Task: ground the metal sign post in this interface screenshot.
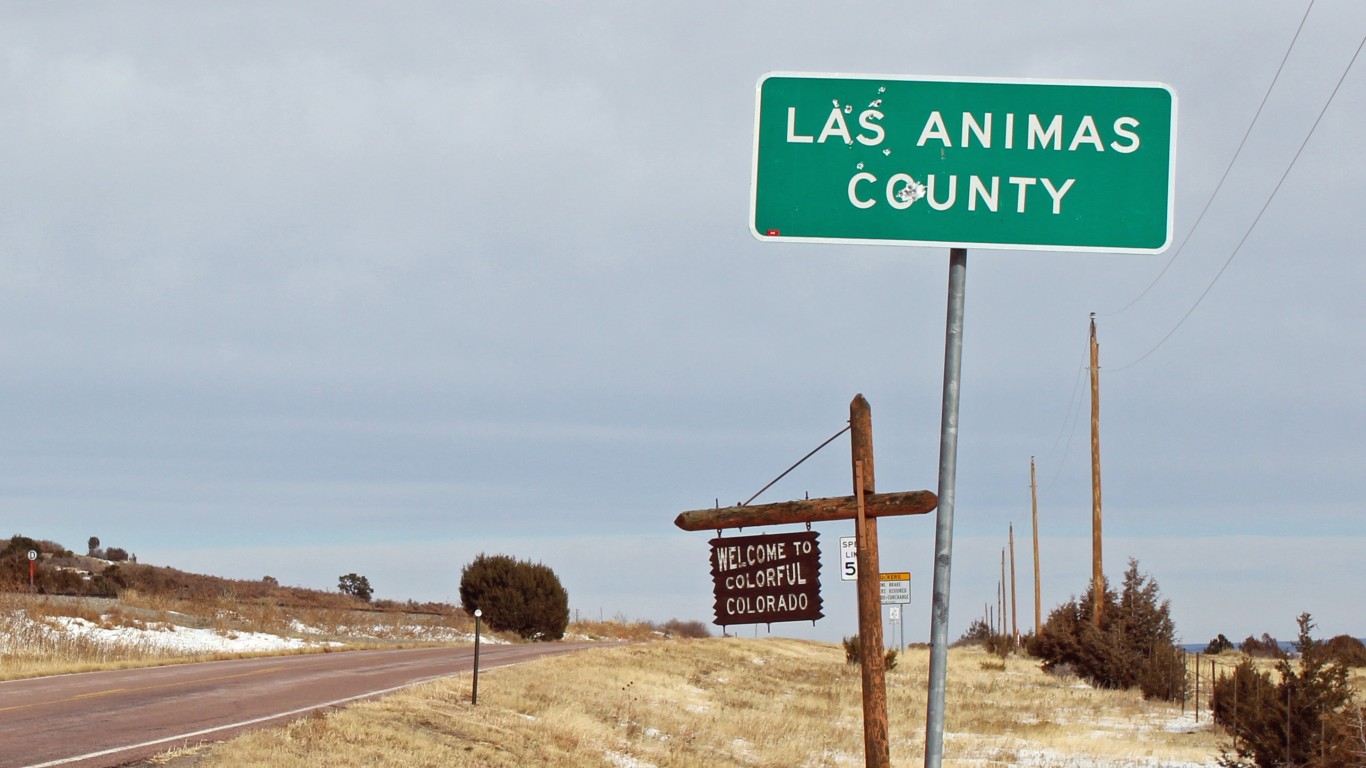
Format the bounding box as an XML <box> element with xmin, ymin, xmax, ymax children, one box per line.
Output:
<box><xmin>471</xmin><ymin>608</ymin><xmax>482</xmax><ymax>706</ymax></box>
<box><xmin>925</xmin><ymin>248</ymin><xmax>967</xmax><ymax>768</ymax></box>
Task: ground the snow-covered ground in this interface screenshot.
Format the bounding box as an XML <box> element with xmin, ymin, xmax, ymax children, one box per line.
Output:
<box><xmin>54</xmin><ymin>616</ymin><xmax>332</xmax><ymax>653</ymax></box>
<box><xmin>285</xmin><ymin>618</ymin><xmax>498</xmax><ymax>645</ymax></box>
<box><xmin>5</xmin><ymin>608</ymin><xmax>505</xmax><ymax>657</ymax></box>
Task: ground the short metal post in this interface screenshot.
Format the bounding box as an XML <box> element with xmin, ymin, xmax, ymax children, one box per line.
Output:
<box><xmin>472</xmin><ymin>609</ymin><xmax>482</xmax><ymax>705</ymax></box>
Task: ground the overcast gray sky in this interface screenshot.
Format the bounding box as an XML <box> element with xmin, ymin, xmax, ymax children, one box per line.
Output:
<box><xmin>2</xmin><ymin>2</ymin><xmax>1363</xmax><ymax>646</ymax></box>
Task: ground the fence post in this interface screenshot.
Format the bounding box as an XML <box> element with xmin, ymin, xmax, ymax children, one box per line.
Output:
<box><xmin>1195</xmin><ymin>654</ymin><xmax>1201</xmax><ymax>723</ymax></box>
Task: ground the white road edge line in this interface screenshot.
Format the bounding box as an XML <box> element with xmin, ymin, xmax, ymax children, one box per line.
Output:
<box><xmin>22</xmin><ymin>675</ymin><xmax>444</xmax><ymax>768</ymax></box>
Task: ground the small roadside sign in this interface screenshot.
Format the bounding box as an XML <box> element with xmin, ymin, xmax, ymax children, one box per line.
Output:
<box><xmin>839</xmin><ymin>535</ymin><xmax>857</xmax><ymax>581</ymax></box>
<box><xmin>880</xmin><ymin>572</ymin><xmax>911</xmax><ymax>605</ymax></box>
<box><xmin>27</xmin><ymin>550</ymin><xmax>38</xmax><ymax>561</ymax></box>
<box><xmin>889</xmin><ymin>605</ymin><xmax>901</xmax><ymax>622</ymax></box>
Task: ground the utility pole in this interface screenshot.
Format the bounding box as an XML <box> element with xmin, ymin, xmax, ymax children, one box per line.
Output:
<box><xmin>999</xmin><ymin>550</ymin><xmax>1006</xmax><ymax>641</ymax></box>
<box><xmin>1089</xmin><ymin>314</ymin><xmax>1104</xmax><ymax>627</ymax></box>
<box><xmin>1030</xmin><ymin>458</ymin><xmax>1041</xmax><ymax>636</ymax></box>
<box><xmin>1008</xmin><ymin>524</ymin><xmax>1018</xmax><ymax>643</ymax></box>
<box><xmin>849</xmin><ymin>397</ymin><xmax>890</xmax><ymax>768</ymax></box>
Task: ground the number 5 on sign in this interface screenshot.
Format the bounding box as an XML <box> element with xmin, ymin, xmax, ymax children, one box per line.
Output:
<box><xmin>840</xmin><ymin>536</ymin><xmax>857</xmax><ymax>581</ymax></box>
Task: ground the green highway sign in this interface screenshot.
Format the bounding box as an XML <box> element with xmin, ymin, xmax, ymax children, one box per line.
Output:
<box><xmin>750</xmin><ymin>72</ymin><xmax>1177</xmax><ymax>252</ymax></box>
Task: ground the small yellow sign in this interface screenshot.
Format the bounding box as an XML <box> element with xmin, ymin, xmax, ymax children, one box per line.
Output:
<box><xmin>879</xmin><ymin>572</ymin><xmax>910</xmax><ymax>581</ymax></box>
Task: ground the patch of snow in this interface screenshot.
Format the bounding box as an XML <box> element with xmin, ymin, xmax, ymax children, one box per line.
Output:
<box><xmin>604</xmin><ymin>750</ymin><xmax>656</xmax><ymax>768</ymax></box>
<box><xmin>1011</xmin><ymin>745</ymin><xmax>1218</xmax><ymax>768</ymax></box>
<box><xmin>54</xmin><ymin>617</ymin><xmax>329</xmax><ymax>654</ymax></box>
<box><xmin>288</xmin><ymin>619</ymin><xmax>325</xmax><ymax>635</ymax></box>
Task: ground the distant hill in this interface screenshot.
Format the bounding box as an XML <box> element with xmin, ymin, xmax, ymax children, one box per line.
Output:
<box><xmin>2</xmin><ymin>534</ymin><xmax>451</xmax><ymax>614</ymax></box>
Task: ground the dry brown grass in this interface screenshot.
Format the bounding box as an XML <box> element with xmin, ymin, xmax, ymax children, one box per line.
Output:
<box><xmin>565</xmin><ymin>618</ymin><xmax>661</xmax><ymax>642</ymax></box>
<box><xmin>0</xmin><ymin>592</ymin><xmax>477</xmax><ymax>680</ymax></box>
<box><xmin>1</xmin><ymin>592</ymin><xmax>664</xmax><ymax>682</ymax></box>
<box><xmin>0</xmin><ymin>592</ymin><xmax>188</xmax><ymax>678</ymax></box>
<box><xmin>161</xmin><ymin>640</ymin><xmax>1225</xmax><ymax>768</ymax></box>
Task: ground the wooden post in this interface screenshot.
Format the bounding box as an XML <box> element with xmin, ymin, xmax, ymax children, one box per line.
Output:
<box><xmin>851</xmin><ymin>395</ymin><xmax>890</xmax><ymax>768</ymax></box>
<box><xmin>672</xmin><ymin>395</ymin><xmax>932</xmax><ymax>768</ymax></box>
<box><xmin>1030</xmin><ymin>458</ymin><xmax>1041</xmax><ymax>636</ymax></box>
<box><xmin>1089</xmin><ymin>314</ymin><xmax>1103</xmax><ymax>628</ymax></box>
<box><xmin>1008</xmin><ymin>524</ymin><xmax>1018</xmax><ymax>642</ymax></box>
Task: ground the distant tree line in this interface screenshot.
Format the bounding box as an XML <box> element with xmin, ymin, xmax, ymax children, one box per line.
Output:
<box><xmin>1204</xmin><ymin>630</ymin><xmax>1366</xmax><ymax>668</ymax></box>
<box><xmin>85</xmin><ymin>535</ymin><xmax>133</xmax><ymax>562</ymax></box>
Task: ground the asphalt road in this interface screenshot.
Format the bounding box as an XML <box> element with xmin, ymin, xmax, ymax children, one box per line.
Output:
<box><xmin>0</xmin><ymin>643</ymin><xmax>599</xmax><ymax>768</ymax></box>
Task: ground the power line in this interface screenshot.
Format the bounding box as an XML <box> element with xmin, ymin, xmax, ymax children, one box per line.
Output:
<box><xmin>1039</xmin><ymin>361</ymin><xmax>1087</xmax><ymax>495</ymax></box>
<box><xmin>1103</xmin><ymin>0</ymin><xmax>1317</xmax><ymax>318</ymax></box>
<box><xmin>1110</xmin><ymin>30</ymin><xmax>1365</xmax><ymax>373</ymax></box>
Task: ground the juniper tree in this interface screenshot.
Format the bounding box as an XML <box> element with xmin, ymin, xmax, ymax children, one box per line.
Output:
<box><xmin>1032</xmin><ymin>559</ymin><xmax>1186</xmax><ymax>701</ymax></box>
<box><xmin>459</xmin><ymin>553</ymin><xmax>569</xmax><ymax>641</ymax></box>
<box><xmin>337</xmin><ymin>573</ymin><xmax>374</xmax><ymax>602</ymax></box>
<box><xmin>1212</xmin><ymin>613</ymin><xmax>1359</xmax><ymax>768</ymax></box>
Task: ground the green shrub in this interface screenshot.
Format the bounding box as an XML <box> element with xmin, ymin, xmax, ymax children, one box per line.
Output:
<box><xmin>337</xmin><ymin>573</ymin><xmax>374</xmax><ymax>602</ymax></box>
<box><xmin>1030</xmin><ymin>558</ymin><xmax>1186</xmax><ymax>701</ymax></box>
<box><xmin>841</xmin><ymin>635</ymin><xmax>898</xmax><ymax>671</ymax></box>
<box><xmin>460</xmin><ymin>553</ymin><xmax>569</xmax><ymax>641</ymax></box>
<box><xmin>1204</xmin><ymin>633</ymin><xmax>1235</xmax><ymax>654</ymax></box>
<box><xmin>1323</xmin><ymin>634</ymin><xmax>1366</xmax><ymax>668</ymax></box>
<box><xmin>1239</xmin><ymin>633</ymin><xmax>1286</xmax><ymax>659</ymax></box>
<box><xmin>659</xmin><ymin>619</ymin><xmax>711</xmax><ymax>639</ymax></box>
<box><xmin>954</xmin><ymin>617</ymin><xmax>993</xmax><ymax>646</ymax></box>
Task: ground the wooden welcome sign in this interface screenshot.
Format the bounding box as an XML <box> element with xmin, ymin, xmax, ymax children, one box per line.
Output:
<box><xmin>709</xmin><ymin>530</ymin><xmax>822</xmax><ymax>626</ymax></box>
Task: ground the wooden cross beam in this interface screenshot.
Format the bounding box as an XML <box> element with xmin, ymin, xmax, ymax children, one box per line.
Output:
<box><xmin>673</xmin><ymin>490</ymin><xmax>937</xmax><ymax>532</ymax></box>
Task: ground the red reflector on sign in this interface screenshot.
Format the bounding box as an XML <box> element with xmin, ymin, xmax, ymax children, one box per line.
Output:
<box><xmin>765</xmin><ymin>229</ymin><xmax>780</xmax><ymax>236</ymax></box>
